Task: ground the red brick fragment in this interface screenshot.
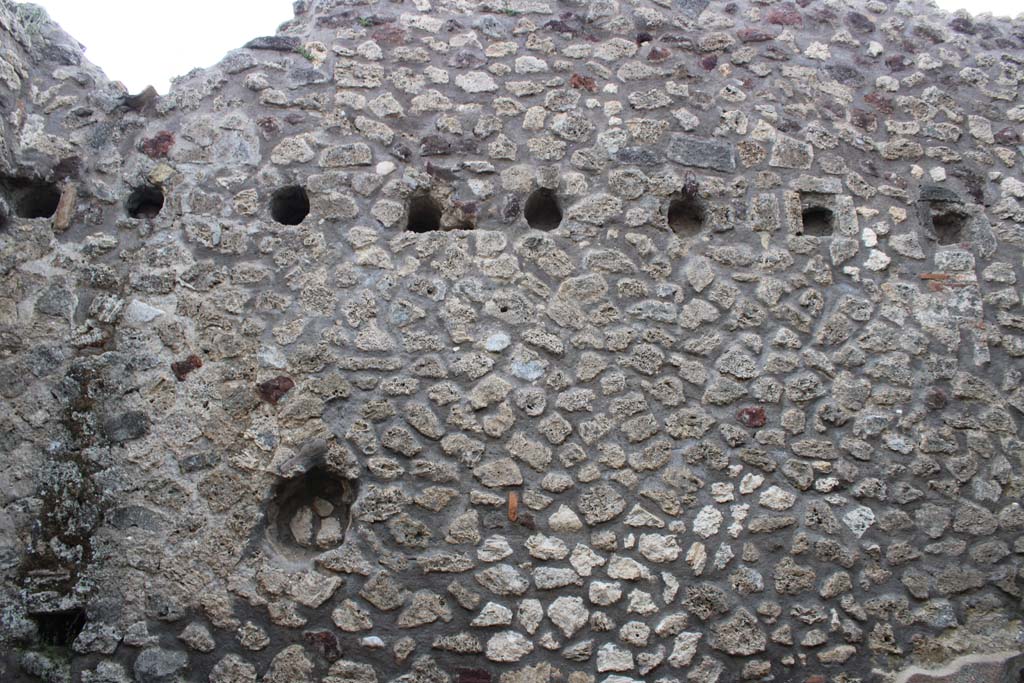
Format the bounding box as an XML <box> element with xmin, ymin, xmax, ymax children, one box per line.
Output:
<box><xmin>737</xmin><ymin>407</ymin><xmax>767</xmax><ymax>428</ymax></box>
<box><xmin>303</xmin><ymin>630</ymin><xmax>341</xmax><ymax>662</ymax></box>
<box><xmin>766</xmin><ymin>2</ymin><xmax>803</xmax><ymax>26</ymax></box>
<box><xmin>648</xmin><ymin>47</ymin><xmax>671</xmax><ymax>62</ymax></box>
<box><xmin>171</xmin><ymin>355</ymin><xmax>202</xmax><ymax>381</ymax></box>
<box><xmin>737</xmin><ymin>28</ymin><xmax>775</xmax><ymax>42</ymax></box>
<box><xmin>258</xmin><ymin>376</ymin><xmax>295</xmax><ymax>404</ymax></box>
<box><xmin>570</xmin><ymin>73</ymin><xmax>598</xmax><ymax>92</ymax></box>
<box><xmin>140</xmin><ymin>131</ymin><xmax>175</xmax><ymax>159</ymax></box>
<box><xmin>457</xmin><ymin>670</ymin><xmax>492</xmax><ymax>683</ymax></box>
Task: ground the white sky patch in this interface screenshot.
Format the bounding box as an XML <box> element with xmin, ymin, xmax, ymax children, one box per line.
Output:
<box><xmin>35</xmin><ymin>0</ymin><xmax>295</xmax><ymax>93</ymax></box>
<box><xmin>32</xmin><ymin>0</ymin><xmax>1024</xmax><ymax>95</ymax></box>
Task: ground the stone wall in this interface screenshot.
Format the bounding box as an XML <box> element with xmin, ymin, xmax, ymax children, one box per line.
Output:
<box><xmin>0</xmin><ymin>0</ymin><xmax>1023</xmax><ymax>681</ymax></box>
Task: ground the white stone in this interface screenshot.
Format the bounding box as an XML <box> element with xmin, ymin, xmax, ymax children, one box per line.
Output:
<box><xmin>739</xmin><ymin>473</ymin><xmax>764</xmax><ymax>494</ymax></box>
<box><xmin>668</xmin><ymin>632</ymin><xmax>702</xmax><ymax>667</ymax></box>
<box><xmin>843</xmin><ymin>505</ymin><xmax>876</xmax><ymax>538</ymax></box>
<box><xmin>485</xmin><ymin>332</ymin><xmax>511</xmax><ymax>352</ymax></box>
<box><xmin>517</xmin><ymin>599</ymin><xmax>543</xmax><ymax>635</ymax></box>
<box><xmin>692</xmin><ymin>505</ymin><xmax>723</xmax><ymax>539</ymax></box>
<box><xmin>662</xmin><ymin>572</ymin><xmax>679</xmax><ymax>603</ymax></box>
<box><xmin>864</xmin><ymin>249</ymin><xmax>891</xmax><ymax>271</ymax></box>
<box><xmin>472</xmin><ymin>602</ymin><xmax>513</xmax><ymax>627</ymax></box>
<box><xmin>1001</xmin><ymin>177</ymin><xmax>1024</xmax><ymax>199</ymax></box>
<box><xmin>375</xmin><ymin>161</ymin><xmax>396</xmax><ymax>176</ymax></box>
<box><xmin>713</xmin><ymin>543</ymin><xmax>734</xmax><ymax>570</ymax></box>
<box><xmin>589</xmin><ymin>580</ymin><xmax>623</xmax><ymax>606</ymax></box>
<box><xmin>606</xmin><ymin>555</ymin><xmax>652</xmax><ymax>581</ymax></box>
<box><xmin>637</xmin><ymin>534</ymin><xmax>681</xmax><ymax>563</ymax></box>
<box><xmin>526</xmin><ymin>534</ymin><xmax>569</xmax><ymax>561</ymax></box>
<box><xmin>548</xmin><ymin>505</ymin><xmax>583</xmax><ymax>532</ymax></box>
<box><xmin>485</xmin><ymin>631</ymin><xmax>533</xmax><ymax>662</ymax></box>
<box><xmin>548</xmin><ymin>596</ymin><xmax>588</xmax><ymax>638</ymax></box>
<box><xmin>686</xmin><ymin>542</ymin><xmax>707</xmax><ymax>576</ymax></box>
<box><xmin>514</xmin><ymin>56</ymin><xmax>549</xmax><ymax>73</ymax></box>
<box><xmin>477</xmin><ymin>535</ymin><xmax>513</xmax><ymax>562</ymax></box>
<box><xmin>626</xmin><ymin>589</ymin><xmax>658</xmax><ymax>616</ymax></box>
<box><xmin>759</xmin><ymin>485</ymin><xmax>796</xmax><ymax>511</ymax></box>
<box><xmin>597</xmin><ymin>643</ymin><xmax>634</xmax><ymax>672</ymax></box>
<box><xmin>455</xmin><ymin>71</ymin><xmax>498</xmax><ymax>93</ymax></box>
<box><xmin>123</xmin><ymin>300</ymin><xmax>164</xmax><ymax>324</ymax></box>
<box><xmin>710</xmin><ymin>482</ymin><xmax>734</xmax><ymax>503</ymax></box>
<box><xmin>570</xmin><ymin>544</ymin><xmax>605</xmax><ymax>576</ymax></box>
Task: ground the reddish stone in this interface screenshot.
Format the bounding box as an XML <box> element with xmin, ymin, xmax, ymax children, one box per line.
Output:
<box><xmin>737</xmin><ymin>407</ymin><xmax>767</xmax><ymax>428</ymax></box>
<box><xmin>995</xmin><ymin>127</ymin><xmax>1020</xmax><ymax>145</ymax></box>
<box><xmin>257</xmin><ymin>376</ymin><xmax>295</xmax><ymax>405</ymax></box>
<box><xmin>850</xmin><ymin>108</ymin><xmax>877</xmax><ymax>132</ymax></box>
<box><xmin>457</xmin><ymin>670</ymin><xmax>492</xmax><ymax>683</ymax></box>
<box><xmin>647</xmin><ymin>47</ymin><xmax>671</xmax><ymax>62</ymax></box>
<box><xmin>737</xmin><ymin>28</ymin><xmax>775</xmax><ymax>42</ymax></box>
<box><xmin>924</xmin><ymin>387</ymin><xmax>947</xmax><ymax>411</ymax></box>
<box><xmin>570</xmin><ymin>73</ymin><xmax>598</xmax><ymax>92</ymax></box>
<box><xmin>371</xmin><ymin>24</ymin><xmax>406</xmax><ymax>45</ymax></box>
<box><xmin>700</xmin><ymin>55</ymin><xmax>718</xmax><ymax>71</ymax></box>
<box><xmin>886</xmin><ymin>54</ymin><xmax>911</xmax><ymax>72</ymax></box>
<box><xmin>140</xmin><ymin>131</ymin><xmax>175</xmax><ymax>159</ymax></box>
<box><xmin>864</xmin><ymin>92</ymin><xmax>894</xmax><ymax>115</ymax></box>
<box><xmin>766</xmin><ymin>3</ymin><xmax>803</xmax><ymax>26</ymax></box>
<box><xmin>257</xmin><ymin>117</ymin><xmax>280</xmax><ymax>137</ymax></box>
<box><xmin>171</xmin><ymin>355</ymin><xmax>202</xmax><ymax>381</ymax></box>
<box><xmin>304</xmin><ymin>630</ymin><xmax>341</xmax><ymax>662</ymax></box>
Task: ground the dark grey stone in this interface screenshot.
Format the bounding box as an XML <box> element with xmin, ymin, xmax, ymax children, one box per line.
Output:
<box><xmin>133</xmin><ymin>648</ymin><xmax>187</xmax><ymax>683</ymax></box>
<box><xmin>665</xmin><ymin>134</ymin><xmax>736</xmax><ymax>172</ymax></box>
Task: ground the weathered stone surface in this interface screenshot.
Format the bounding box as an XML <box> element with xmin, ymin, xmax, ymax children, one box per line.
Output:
<box><xmin>2</xmin><ymin>2</ymin><xmax>1021</xmax><ymax>682</ymax></box>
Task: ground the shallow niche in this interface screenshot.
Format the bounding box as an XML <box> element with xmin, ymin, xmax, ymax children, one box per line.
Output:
<box><xmin>406</xmin><ymin>194</ymin><xmax>442</xmax><ymax>233</ymax></box>
<box><xmin>667</xmin><ymin>194</ymin><xmax>705</xmax><ymax>236</ymax></box>
<box><xmin>927</xmin><ymin>202</ymin><xmax>969</xmax><ymax>245</ymax></box>
<box><xmin>31</xmin><ymin>609</ymin><xmax>86</xmax><ymax>647</ymax></box>
<box><xmin>268</xmin><ymin>466</ymin><xmax>356</xmax><ymax>554</ymax></box>
<box><xmin>126</xmin><ymin>185</ymin><xmax>165</xmax><ymax>219</ymax></box>
<box><xmin>0</xmin><ymin>177</ymin><xmax>62</xmax><ymax>228</ymax></box>
<box><xmin>524</xmin><ymin>188</ymin><xmax>562</xmax><ymax>231</ymax></box>
<box><xmin>271</xmin><ymin>185</ymin><xmax>310</xmax><ymax>225</ymax></box>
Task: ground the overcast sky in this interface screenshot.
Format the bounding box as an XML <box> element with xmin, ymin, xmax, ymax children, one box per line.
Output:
<box><xmin>32</xmin><ymin>0</ymin><xmax>1024</xmax><ymax>94</ymax></box>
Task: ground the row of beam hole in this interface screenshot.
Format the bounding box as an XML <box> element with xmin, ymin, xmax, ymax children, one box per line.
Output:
<box><xmin>272</xmin><ymin>185</ymin><xmax>709</xmax><ymax>235</ymax></box>
<box><xmin>0</xmin><ymin>179</ymin><xmax>967</xmax><ymax>245</ymax></box>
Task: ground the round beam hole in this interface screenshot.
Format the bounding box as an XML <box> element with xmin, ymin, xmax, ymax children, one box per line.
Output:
<box><xmin>524</xmin><ymin>188</ymin><xmax>562</xmax><ymax>231</ymax></box>
<box><xmin>12</xmin><ymin>181</ymin><xmax>61</xmax><ymax>219</ymax></box>
<box><xmin>271</xmin><ymin>186</ymin><xmax>310</xmax><ymax>225</ymax></box>
<box><xmin>667</xmin><ymin>196</ymin><xmax>705</xmax><ymax>236</ymax></box>
<box><xmin>126</xmin><ymin>185</ymin><xmax>165</xmax><ymax>219</ymax></box>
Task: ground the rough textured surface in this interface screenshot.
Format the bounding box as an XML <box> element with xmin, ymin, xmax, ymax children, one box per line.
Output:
<box><xmin>0</xmin><ymin>0</ymin><xmax>1023</xmax><ymax>682</ymax></box>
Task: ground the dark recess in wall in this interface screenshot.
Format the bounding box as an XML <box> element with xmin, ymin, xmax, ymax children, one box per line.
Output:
<box><xmin>667</xmin><ymin>195</ymin><xmax>705</xmax><ymax>235</ymax></box>
<box><xmin>31</xmin><ymin>609</ymin><xmax>86</xmax><ymax>648</ymax></box>
<box><xmin>801</xmin><ymin>206</ymin><xmax>835</xmax><ymax>236</ymax></box>
<box><xmin>930</xmin><ymin>204</ymin><xmax>968</xmax><ymax>245</ymax></box>
<box><xmin>271</xmin><ymin>186</ymin><xmax>310</xmax><ymax>225</ymax></box>
<box><xmin>1</xmin><ymin>177</ymin><xmax>62</xmax><ymax>222</ymax></box>
<box><xmin>407</xmin><ymin>194</ymin><xmax>442</xmax><ymax>232</ymax></box>
<box><xmin>524</xmin><ymin>188</ymin><xmax>562</xmax><ymax>231</ymax></box>
<box><xmin>126</xmin><ymin>185</ymin><xmax>165</xmax><ymax>219</ymax></box>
